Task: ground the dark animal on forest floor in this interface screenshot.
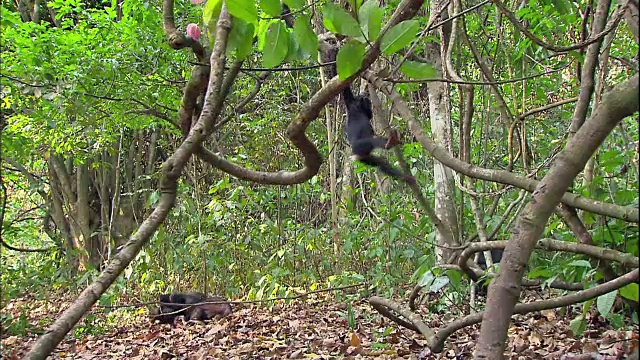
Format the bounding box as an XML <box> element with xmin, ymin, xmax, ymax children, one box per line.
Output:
<box><xmin>474</xmin><ymin>249</ymin><xmax>504</xmax><ymax>296</ymax></box>
<box><xmin>149</xmin><ymin>291</ymin><xmax>206</xmax><ymax>325</ymax></box>
<box><xmin>149</xmin><ymin>292</ymin><xmax>232</xmax><ymax>325</ymax></box>
<box><xmin>342</xmin><ymin>86</ymin><xmax>416</xmax><ymax>184</ymax></box>
<box><xmin>184</xmin><ymin>296</ymin><xmax>232</xmax><ymax>321</ymax></box>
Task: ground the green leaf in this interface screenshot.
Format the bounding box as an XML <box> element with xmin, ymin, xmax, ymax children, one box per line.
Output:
<box><xmin>380</xmin><ymin>20</ymin><xmax>419</xmax><ymax>55</ymax></box>
<box><xmin>1</xmin><ymin>8</ymin><xmax>21</xmax><ymax>26</ymax></box>
<box><xmin>203</xmin><ymin>0</ymin><xmax>223</xmax><ymax>28</ymax></box>
<box><xmin>446</xmin><ymin>269</ymin><xmax>462</xmax><ymax>288</ymax></box>
<box><xmin>256</xmin><ymin>19</ymin><xmax>273</xmax><ymax>50</ymax></box>
<box><xmin>429</xmin><ymin>276</ymin><xmax>449</xmax><ymax>293</ymax></box>
<box><xmin>542</xmin><ymin>275</ymin><xmax>560</xmax><ymax>291</ymax></box>
<box><xmin>283</xmin><ymin>0</ymin><xmax>304</xmax><ymax>9</ymax></box>
<box><xmin>596</xmin><ymin>290</ymin><xmax>617</xmax><ymax>318</ymax></box>
<box><xmin>527</xmin><ymin>266</ymin><xmax>554</xmax><ymax>279</ymax></box>
<box><xmin>568</xmin><ymin>260</ymin><xmax>592</xmax><ymax>268</ymax></box>
<box><xmin>293</xmin><ymin>14</ymin><xmax>317</xmax><ymax>57</ymax></box>
<box><xmin>227</xmin><ymin>0</ymin><xmax>259</xmax><ymax>25</ymax></box>
<box><xmin>346</xmin><ymin>0</ymin><xmax>363</xmax><ymax>11</ymax></box>
<box><xmin>285</xmin><ymin>32</ymin><xmax>303</xmax><ymax>62</ymax></box>
<box><xmin>227</xmin><ymin>19</ymin><xmax>255</xmax><ymax>60</ymax></box>
<box><xmin>358</xmin><ymin>0</ymin><xmax>382</xmax><ymax>41</ymax></box>
<box><xmin>263</xmin><ymin>21</ymin><xmax>289</xmax><ymax>68</ymax></box>
<box><xmin>322</xmin><ymin>3</ymin><xmax>361</xmax><ymax>38</ymax></box>
<box><xmin>620</xmin><ymin>283</ymin><xmax>639</xmax><ymax>301</ymax></box>
<box><xmin>550</xmin><ymin>0</ymin><xmax>570</xmax><ymax>14</ymax></box>
<box><xmin>417</xmin><ymin>270</ymin><xmax>434</xmax><ymax>288</ymax></box>
<box><xmin>568</xmin><ymin>50</ymin><xmax>585</xmax><ymax>64</ymax></box>
<box><xmin>582</xmin><ymin>298</ymin><xmax>594</xmax><ymax>313</ymax></box>
<box><xmin>336</xmin><ymin>40</ymin><xmax>365</xmax><ymax>80</ymax></box>
<box><xmin>260</xmin><ymin>0</ymin><xmax>282</xmax><ymax>17</ymax></box>
<box><xmin>400</xmin><ymin>61</ymin><xmax>437</xmax><ymax>79</ymax></box>
<box><xmin>569</xmin><ymin>315</ymin><xmax>587</xmax><ymax>336</ymax></box>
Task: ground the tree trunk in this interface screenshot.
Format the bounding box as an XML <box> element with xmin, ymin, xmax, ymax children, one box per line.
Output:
<box><xmin>424</xmin><ymin>0</ymin><xmax>461</xmax><ymax>262</ymax></box>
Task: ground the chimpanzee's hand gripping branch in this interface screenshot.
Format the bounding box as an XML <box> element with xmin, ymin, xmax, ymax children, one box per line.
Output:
<box><xmin>341</xmin><ymin>76</ymin><xmax>416</xmax><ymax>184</ymax></box>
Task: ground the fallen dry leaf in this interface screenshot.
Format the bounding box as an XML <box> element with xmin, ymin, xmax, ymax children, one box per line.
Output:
<box><xmin>2</xmin><ymin>290</ymin><xmax>636</xmax><ymax>359</ymax></box>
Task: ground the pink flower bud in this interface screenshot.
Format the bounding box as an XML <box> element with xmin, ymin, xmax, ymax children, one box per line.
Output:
<box><xmin>191</xmin><ymin>0</ymin><xmax>204</xmax><ymax>4</ymax></box>
<box><xmin>186</xmin><ymin>23</ymin><xmax>201</xmax><ymax>41</ymax></box>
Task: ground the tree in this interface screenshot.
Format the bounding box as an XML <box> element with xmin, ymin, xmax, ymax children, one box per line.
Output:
<box><xmin>1</xmin><ymin>0</ymin><xmax>636</xmax><ymax>358</ymax></box>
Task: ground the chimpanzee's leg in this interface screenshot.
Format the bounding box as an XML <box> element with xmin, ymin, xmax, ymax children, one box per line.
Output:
<box><xmin>350</xmin><ymin>135</ymin><xmax>415</xmax><ymax>184</ymax></box>
<box><xmin>357</xmin><ymin>155</ymin><xmax>404</xmax><ymax>178</ymax></box>
<box><xmin>351</xmin><ymin>137</ymin><xmax>388</xmax><ymax>156</ymax></box>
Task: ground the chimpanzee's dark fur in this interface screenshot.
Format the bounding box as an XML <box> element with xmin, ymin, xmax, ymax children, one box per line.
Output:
<box><xmin>149</xmin><ymin>292</ymin><xmax>232</xmax><ymax>325</ymax></box>
<box><xmin>184</xmin><ymin>296</ymin><xmax>232</xmax><ymax>321</ymax></box>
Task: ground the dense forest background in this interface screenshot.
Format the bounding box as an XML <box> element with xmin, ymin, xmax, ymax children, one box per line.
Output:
<box><xmin>1</xmin><ymin>0</ymin><xmax>638</xmax><ymax>358</ymax></box>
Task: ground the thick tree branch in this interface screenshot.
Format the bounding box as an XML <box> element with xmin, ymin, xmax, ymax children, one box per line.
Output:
<box><xmin>161</xmin><ymin>0</ymin><xmax>206</xmax><ymax>60</ymax></box>
<box><xmin>569</xmin><ymin>0</ymin><xmax>614</xmax><ymax>134</ymax></box>
<box><xmin>196</xmin><ymin>0</ymin><xmax>426</xmax><ymax>185</ymax></box>
<box><xmin>365</xmin><ymin>73</ymin><xmax>640</xmax><ymax>223</ymax></box>
<box><xmin>476</xmin><ymin>74</ymin><xmax>639</xmax><ymax>359</ymax></box>
<box><xmin>457</xmin><ymin>240</ymin><xmax>639</xmax><ymax>283</ymax></box>
<box><xmin>434</xmin><ymin>269</ymin><xmax>638</xmax><ymax>353</ymax></box>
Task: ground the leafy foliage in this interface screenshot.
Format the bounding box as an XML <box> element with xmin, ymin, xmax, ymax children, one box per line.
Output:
<box><xmin>0</xmin><ymin>0</ymin><xmax>638</xmax><ymax>352</ymax></box>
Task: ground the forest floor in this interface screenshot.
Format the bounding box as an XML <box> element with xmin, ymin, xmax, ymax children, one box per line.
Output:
<box><xmin>1</xmin><ymin>291</ymin><xmax>637</xmax><ymax>359</ymax></box>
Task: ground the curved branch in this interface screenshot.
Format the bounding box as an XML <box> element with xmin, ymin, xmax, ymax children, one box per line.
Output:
<box><xmin>369</xmin><ymin>296</ymin><xmax>436</xmax><ymax>339</ymax></box>
<box><xmin>438</xmin><ymin>263</ymin><xmax>585</xmax><ymax>291</ymax></box>
<box><xmin>161</xmin><ymin>0</ymin><xmax>206</xmax><ymax>61</ymax></box>
<box><xmin>518</xmin><ymin>97</ymin><xmax>579</xmax><ymax>120</ymax></box>
<box><xmin>431</xmin><ymin>269</ymin><xmax>638</xmax><ymax>353</ymax></box>
<box><xmin>178</xmin><ymin>64</ymin><xmax>210</xmax><ymax>136</ymax></box>
<box><xmin>0</xmin><ymin>239</ymin><xmax>52</xmax><ymax>252</ymax></box>
<box><xmin>196</xmin><ymin>0</ymin><xmax>427</xmax><ymax>185</ymax></box>
<box><xmin>457</xmin><ymin>240</ymin><xmax>639</xmax><ymax>282</ymax></box>
<box><xmin>0</xmin><ymin>175</ymin><xmax>52</xmax><ymax>252</ymax></box>
<box><xmin>229</xmin><ymin>63</ymin><xmax>332</xmax><ymax>72</ymax></box>
<box><xmin>365</xmin><ymin>73</ymin><xmax>640</xmax><ymax>223</ymax></box>
<box><xmin>368</xmin><ymin>65</ymin><xmax>570</xmax><ymax>85</ymax></box>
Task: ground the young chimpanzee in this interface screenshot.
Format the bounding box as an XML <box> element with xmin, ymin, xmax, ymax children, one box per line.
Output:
<box><xmin>149</xmin><ymin>292</ymin><xmax>232</xmax><ymax>325</ymax></box>
<box><xmin>342</xmin><ymin>86</ymin><xmax>416</xmax><ymax>184</ymax></box>
<box><xmin>150</xmin><ymin>291</ymin><xmax>205</xmax><ymax>325</ymax></box>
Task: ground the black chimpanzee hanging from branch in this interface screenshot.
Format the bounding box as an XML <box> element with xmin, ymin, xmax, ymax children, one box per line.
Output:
<box><xmin>341</xmin><ymin>85</ymin><xmax>415</xmax><ymax>184</ymax></box>
<box><xmin>319</xmin><ymin>33</ymin><xmax>415</xmax><ymax>185</ymax></box>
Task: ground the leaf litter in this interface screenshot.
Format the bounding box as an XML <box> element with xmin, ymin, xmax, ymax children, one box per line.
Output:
<box><xmin>1</xmin><ymin>292</ymin><xmax>637</xmax><ymax>359</ymax></box>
